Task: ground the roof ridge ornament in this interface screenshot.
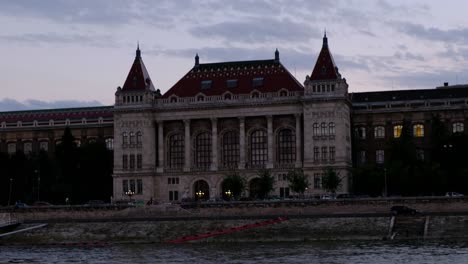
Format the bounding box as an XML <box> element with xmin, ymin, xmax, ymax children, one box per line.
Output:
<box><xmin>274</xmin><ymin>48</ymin><xmax>280</xmax><ymax>62</ymax></box>
<box><xmin>136</xmin><ymin>42</ymin><xmax>141</xmax><ymax>59</ymax></box>
<box><xmin>323</xmin><ymin>30</ymin><xmax>328</xmax><ymax>48</ymax></box>
<box><xmin>195</xmin><ymin>53</ymin><xmax>200</xmax><ymax>67</ymax></box>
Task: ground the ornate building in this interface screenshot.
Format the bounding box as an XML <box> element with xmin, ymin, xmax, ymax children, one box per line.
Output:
<box><xmin>2</xmin><ymin>35</ymin><xmax>468</xmax><ymax>202</ymax></box>
<box><xmin>113</xmin><ymin>34</ymin><xmax>352</xmax><ymax>202</ymax></box>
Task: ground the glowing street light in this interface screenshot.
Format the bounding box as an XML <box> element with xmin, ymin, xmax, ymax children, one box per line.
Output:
<box><xmin>196</xmin><ymin>190</ymin><xmax>204</xmax><ymax>199</ymax></box>
<box><xmin>224</xmin><ymin>189</ymin><xmax>232</xmax><ymax>198</ymax></box>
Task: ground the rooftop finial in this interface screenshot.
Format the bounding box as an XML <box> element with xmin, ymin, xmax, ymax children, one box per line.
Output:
<box><xmin>274</xmin><ymin>48</ymin><xmax>280</xmax><ymax>62</ymax></box>
<box><xmin>195</xmin><ymin>53</ymin><xmax>199</xmax><ymax>66</ymax></box>
<box><xmin>323</xmin><ymin>29</ymin><xmax>328</xmax><ymax>48</ymax></box>
<box><xmin>136</xmin><ymin>42</ymin><xmax>141</xmax><ymax>58</ymax></box>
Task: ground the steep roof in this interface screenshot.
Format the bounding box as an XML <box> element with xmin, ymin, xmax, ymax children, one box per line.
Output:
<box><xmin>310</xmin><ymin>33</ymin><xmax>340</xmax><ymax>81</ymax></box>
<box><xmin>162</xmin><ymin>53</ymin><xmax>303</xmax><ymax>98</ymax></box>
<box><xmin>0</xmin><ymin>106</ymin><xmax>113</xmax><ymax>123</ymax></box>
<box><xmin>121</xmin><ymin>45</ymin><xmax>155</xmax><ymax>92</ymax></box>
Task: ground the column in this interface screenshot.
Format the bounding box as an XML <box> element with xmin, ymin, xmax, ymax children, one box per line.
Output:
<box><xmin>156</xmin><ymin>120</ymin><xmax>164</xmax><ymax>173</ymax></box>
<box><xmin>295</xmin><ymin>114</ymin><xmax>302</xmax><ymax>168</ymax></box>
<box><xmin>184</xmin><ymin>119</ymin><xmax>191</xmax><ymax>172</ymax></box>
<box><xmin>238</xmin><ymin>117</ymin><xmax>245</xmax><ymax>170</ymax></box>
<box><xmin>210</xmin><ymin>118</ymin><xmax>218</xmax><ymax>171</ymax></box>
<box><xmin>267</xmin><ymin>115</ymin><xmax>274</xmax><ymax>169</ymax></box>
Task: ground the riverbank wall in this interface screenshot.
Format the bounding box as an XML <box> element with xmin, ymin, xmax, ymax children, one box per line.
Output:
<box><xmin>1</xmin><ymin>197</ymin><xmax>468</xmax><ymax>244</ymax></box>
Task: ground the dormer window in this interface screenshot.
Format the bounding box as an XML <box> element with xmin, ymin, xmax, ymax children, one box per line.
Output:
<box><xmin>251</xmin><ymin>92</ymin><xmax>259</xmax><ymax>98</ymax></box>
<box><xmin>226</xmin><ymin>79</ymin><xmax>238</xmax><ymax>88</ymax></box>
<box><xmin>170</xmin><ymin>97</ymin><xmax>177</xmax><ymax>103</ymax></box>
<box><xmin>252</xmin><ymin>77</ymin><xmax>264</xmax><ymax>88</ymax></box>
<box><xmin>201</xmin><ymin>80</ymin><xmax>212</xmax><ymax>89</ymax></box>
<box><xmin>279</xmin><ymin>90</ymin><xmax>288</xmax><ymax>97</ymax></box>
<box><xmin>197</xmin><ymin>95</ymin><xmax>205</xmax><ymax>101</ymax></box>
<box><xmin>224</xmin><ymin>93</ymin><xmax>232</xmax><ymax>100</ymax></box>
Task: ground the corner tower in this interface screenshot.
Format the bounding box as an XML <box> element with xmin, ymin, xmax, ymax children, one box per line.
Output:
<box><xmin>302</xmin><ymin>33</ymin><xmax>352</xmax><ymax>194</ymax></box>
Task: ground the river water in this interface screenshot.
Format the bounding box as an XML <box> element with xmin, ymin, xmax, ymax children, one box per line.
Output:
<box><xmin>1</xmin><ymin>240</ymin><xmax>468</xmax><ymax>263</ymax></box>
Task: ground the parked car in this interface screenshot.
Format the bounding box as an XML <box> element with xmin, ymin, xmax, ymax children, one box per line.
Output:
<box><xmin>390</xmin><ymin>205</ymin><xmax>419</xmax><ymax>215</ymax></box>
<box><xmin>85</xmin><ymin>200</ymin><xmax>105</xmax><ymax>205</ymax></box>
<box><xmin>14</xmin><ymin>202</ymin><xmax>28</xmax><ymax>208</ymax></box>
<box><xmin>445</xmin><ymin>192</ymin><xmax>464</xmax><ymax>197</ymax></box>
<box><xmin>320</xmin><ymin>194</ymin><xmax>336</xmax><ymax>200</ymax></box>
<box><xmin>32</xmin><ymin>201</ymin><xmax>53</xmax><ymax>206</ymax></box>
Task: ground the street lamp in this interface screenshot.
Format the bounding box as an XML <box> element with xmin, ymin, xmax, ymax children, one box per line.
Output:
<box><xmin>7</xmin><ymin>178</ymin><xmax>13</xmax><ymax>206</ymax></box>
<box><xmin>224</xmin><ymin>189</ymin><xmax>232</xmax><ymax>199</ymax></box>
<box><xmin>196</xmin><ymin>190</ymin><xmax>204</xmax><ymax>199</ymax></box>
<box><xmin>125</xmin><ymin>190</ymin><xmax>135</xmax><ymax>200</ymax></box>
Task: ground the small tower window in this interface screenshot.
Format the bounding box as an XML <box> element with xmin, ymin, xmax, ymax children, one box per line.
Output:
<box><xmin>252</xmin><ymin>77</ymin><xmax>264</xmax><ymax>87</ymax></box>
<box><xmin>226</xmin><ymin>79</ymin><xmax>238</xmax><ymax>88</ymax></box>
<box><xmin>201</xmin><ymin>80</ymin><xmax>212</xmax><ymax>89</ymax></box>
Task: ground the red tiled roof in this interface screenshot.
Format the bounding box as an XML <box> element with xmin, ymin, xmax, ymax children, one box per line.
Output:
<box><xmin>310</xmin><ymin>34</ymin><xmax>339</xmax><ymax>81</ymax></box>
<box><xmin>0</xmin><ymin>106</ymin><xmax>113</xmax><ymax>123</ymax></box>
<box><xmin>162</xmin><ymin>57</ymin><xmax>303</xmax><ymax>98</ymax></box>
<box><xmin>121</xmin><ymin>46</ymin><xmax>155</xmax><ymax>92</ymax></box>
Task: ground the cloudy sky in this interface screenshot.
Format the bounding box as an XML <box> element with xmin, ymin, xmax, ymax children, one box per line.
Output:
<box><xmin>1</xmin><ymin>0</ymin><xmax>468</xmax><ymax>111</ymax></box>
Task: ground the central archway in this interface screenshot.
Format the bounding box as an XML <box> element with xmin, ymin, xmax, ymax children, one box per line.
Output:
<box><xmin>249</xmin><ymin>178</ymin><xmax>262</xmax><ymax>199</ymax></box>
<box><xmin>193</xmin><ymin>180</ymin><xmax>210</xmax><ymax>201</ymax></box>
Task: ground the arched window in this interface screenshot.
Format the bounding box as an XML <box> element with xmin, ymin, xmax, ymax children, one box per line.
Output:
<box><xmin>170</xmin><ymin>97</ymin><xmax>177</xmax><ymax>103</ymax></box>
<box><xmin>129</xmin><ymin>132</ymin><xmax>135</xmax><ymax>145</ymax></box>
<box><xmin>313</xmin><ymin>123</ymin><xmax>319</xmax><ymax>136</ymax></box>
<box><xmin>393</xmin><ymin>125</ymin><xmax>403</xmax><ymax>138</ymax></box>
<box><xmin>105</xmin><ymin>138</ymin><xmax>114</xmax><ymax>150</ymax></box>
<box><xmin>355</xmin><ymin>127</ymin><xmax>366</xmax><ymax>139</ymax></box>
<box><xmin>328</xmin><ymin>122</ymin><xmax>336</xmax><ymax>136</ymax></box>
<box><xmin>7</xmin><ymin>142</ymin><xmax>16</xmax><ymax>154</ymax></box>
<box><xmin>251</xmin><ymin>92</ymin><xmax>259</xmax><ymax>98</ymax></box>
<box><xmin>136</xmin><ymin>131</ymin><xmax>142</xmax><ymax>145</ymax></box>
<box><xmin>194</xmin><ymin>132</ymin><xmax>211</xmax><ymax>169</ymax></box>
<box><xmin>122</xmin><ymin>132</ymin><xmax>128</xmax><ymax>146</ymax></box>
<box><xmin>453</xmin><ymin>122</ymin><xmax>464</xmax><ymax>133</ymax></box>
<box><xmin>321</xmin><ymin>122</ymin><xmax>327</xmax><ymax>136</ymax></box>
<box><xmin>222</xmin><ymin>130</ymin><xmax>239</xmax><ymax>168</ymax></box>
<box><xmin>224</xmin><ymin>93</ymin><xmax>232</xmax><ymax>100</ymax></box>
<box><xmin>279</xmin><ymin>90</ymin><xmax>287</xmax><ymax>97</ymax></box>
<box><xmin>168</xmin><ymin>133</ymin><xmax>184</xmax><ymax>168</ymax></box>
<box><xmin>413</xmin><ymin>124</ymin><xmax>424</xmax><ymax>137</ymax></box>
<box><xmin>23</xmin><ymin>142</ymin><xmax>32</xmax><ymax>154</ymax></box>
<box><xmin>277</xmin><ymin>129</ymin><xmax>296</xmax><ymax>164</ymax></box>
<box><xmin>374</xmin><ymin>126</ymin><xmax>385</xmax><ymax>139</ymax></box>
<box><xmin>250</xmin><ymin>130</ymin><xmax>267</xmax><ymax>166</ymax></box>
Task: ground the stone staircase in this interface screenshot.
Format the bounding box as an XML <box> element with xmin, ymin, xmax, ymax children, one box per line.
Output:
<box><xmin>389</xmin><ymin>215</ymin><xmax>428</xmax><ymax>239</ymax></box>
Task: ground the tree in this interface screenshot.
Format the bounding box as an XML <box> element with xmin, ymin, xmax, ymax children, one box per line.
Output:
<box><xmin>322</xmin><ymin>167</ymin><xmax>342</xmax><ymax>194</ymax></box>
<box><xmin>256</xmin><ymin>169</ymin><xmax>275</xmax><ymax>199</ymax></box>
<box><xmin>221</xmin><ymin>170</ymin><xmax>246</xmax><ymax>199</ymax></box>
<box><xmin>287</xmin><ymin>168</ymin><xmax>310</xmax><ymax>195</ymax></box>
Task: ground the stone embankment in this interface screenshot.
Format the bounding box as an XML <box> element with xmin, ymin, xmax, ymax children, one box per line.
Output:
<box><xmin>1</xmin><ymin>197</ymin><xmax>468</xmax><ymax>244</ymax></box>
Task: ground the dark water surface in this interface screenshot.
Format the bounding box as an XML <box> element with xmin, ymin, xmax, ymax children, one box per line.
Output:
<box><xmin>1</xmin><ymin>240</ymin><xmax>468</xmax><ymax>263</ymax></box>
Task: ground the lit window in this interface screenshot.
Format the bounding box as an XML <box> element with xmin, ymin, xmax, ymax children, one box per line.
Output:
<box><xmin>413</xmin><ymin>124</ymin><xmax>424</xmax><ymax>137</ymax></box>
<box><xmin>201</xmin><ymin>80</ymin><xmax>212</xmax><ymax>89</ymax></box>
<box><xmin>376</xmin><ymin>150</ymin><xmax>384</xmax><ymax>164</ymax></box>
<box><xmin>374</xmin><ymin>126</ymin><xmax>385</xmax><ymax>139</ymax></box>
<box><xmin>393</xmin><ymin>125</ymin><xmax>403</xmax><ymax>138</ymax></box>
<box><xmin>453</xmin><ymin>122</ymin><xmax>464</xmax><ymax>133</ymax></box>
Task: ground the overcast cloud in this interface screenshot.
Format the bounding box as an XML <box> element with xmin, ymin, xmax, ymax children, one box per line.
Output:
<box><xmin>1</xmin><ymin>0</ymin><xmax>468</xmax><ymax>111</ymax></box>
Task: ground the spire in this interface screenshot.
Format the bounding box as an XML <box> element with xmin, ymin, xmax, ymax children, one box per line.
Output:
<box><xmin>195</xmin><ymin>53</ymin><xmax>199</xmax><ymax>67</ymax></box>
<box><xmin>274</xmin><ymin>48</ymin><xmax>280</xmax><ymax>62</ymax></box>
<box><xmin>309</xmin><ymin>33</ymin><xmax>339</xmax><ymax>81</ymax></box>
<box><xmin>323</xmin><ymin>30</ymin><xmax>328</xmax><ymax>48</ymax></box>
<box><xmin>136</xmin><ymin>42</ymin><xmax>141</xmax><ymax>59</ymax></box>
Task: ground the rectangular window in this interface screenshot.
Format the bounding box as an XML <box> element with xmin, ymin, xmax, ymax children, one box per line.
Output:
<box><xmin>416</xmin><ymin>149</ymin><xmax>425</xmax><ymax>161</ymax></box>
<box><xmin>169</xmin><ymin>191</ymin><xmax>179</xmax><ymax>201</ymax></box>
<box><xmin>137</xmin><ymin>154</ymin><xmax>142</xmax><ymax>169</ymax></box>
<box><xmin>376</xmin><ymin>150</ymin><xmax>385</xmax><ymax>164</ymax></box>
<box><xmin>226</xmin><ymin>79</ymin><xmax>238</xmax><ymax>88</ymax></box>
<box><xmin>394</xmin><ymin>125</ymin><xmax>403</xmax><ymax>138</ymax></box>
<box><xmin>122</xmin><ymin>155</ymin><xmax>128</xmax><ymax>170</ymax></box>
<box><xmin>137</xmin><ymin>179</ymin><xmax>143</xmax><ymax>194</ymax></box>
<box><xmin>280</xmin><ymin>187</ymin><xmax>290</xmax><ymax>198</ymax></box>
<box><xmin>321</xmin><ymin>147</ymin><xmax>328</xmax><ymax>162</ymax></box>
<box><xmin>129</xmin><ymin>179</ymin><xmax>136</xmax><ymax>192</ymax></box>
<box><xmin>313</xmin><ymin>147</ymin><xmax>320</xmax><ymax>162</ymax></box>
<box><xmin>130</xmin><ymin>154</ymin><xmax>135</xmax><ymax>169</ymax></box>
<box><xmin>329</xmin><ymin>146</ymin><xmax>335</xmax><ymax>162</ymax></box>
<box><xmin>252</xmin><ymin>77</ymin><xmax>264</xmax><ymax>87</ymax></box>
<box><xmin>201</xmin><ymin>80</ymin><xmax>212</xmax><ymax>89</ymax></box>
<box><xmin>122</xmin><ymin>180</ymin><xmax>128</xmax><ymax>193</ymax></box>
<box><xmin>314</xmin><ymin>173</ymin><xmax>321</xmax><ymax>189</ymax></box>
<box><xmin>359</xmin><ymin>150</ymin><xmax>366</xmax><ymax>164</ymax></box>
